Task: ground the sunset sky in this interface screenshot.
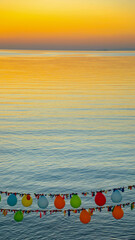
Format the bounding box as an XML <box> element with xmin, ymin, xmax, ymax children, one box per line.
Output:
<box><xmin>0</xmin><ymin>0</ymin><xmax>135</xmax><ymax>50</ymax></box>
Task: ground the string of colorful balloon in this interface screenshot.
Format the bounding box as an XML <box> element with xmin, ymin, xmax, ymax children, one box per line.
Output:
<box><xmin>0</xmin><ymin>201</ymin><xmax>134</xmax><ymax>224</ymax></box>
<box><xmin>0</xmin><ymin>184</ymin><xmax>135</xmax><ymax>223</ymax></box>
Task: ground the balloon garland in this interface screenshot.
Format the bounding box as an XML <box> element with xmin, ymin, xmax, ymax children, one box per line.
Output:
<box><xmin>0</xmin><ymin>201</ymin><xmax>134</xmax><ymax>223</ymax></box>
<box><xmin>0</xmin><ymin>185</ymin><xmax>134</xmax><ymax>223</ymax></box>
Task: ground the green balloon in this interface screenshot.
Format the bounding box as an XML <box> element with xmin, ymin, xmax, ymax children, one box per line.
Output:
<box><xmin>14</xmin><ymin>211</ymin><xmax>23</xmax><ymax>222</ymax></box>
<box><xmin>70</xmin><ymin>195</ymin><xmax>81</xmax><ymax>208</ymax></box>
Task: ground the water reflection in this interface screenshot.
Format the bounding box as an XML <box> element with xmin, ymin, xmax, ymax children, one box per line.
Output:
<box><xmin>0</xmin><ymin>52</ymin><xmax>135</xmax><ymax>239</ymax></box>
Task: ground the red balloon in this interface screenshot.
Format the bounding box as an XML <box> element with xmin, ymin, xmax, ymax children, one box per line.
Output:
<box><xmin>95</xmin><ymin>192</ymin><xmax>106</xmax><ymax>206</ymax></box>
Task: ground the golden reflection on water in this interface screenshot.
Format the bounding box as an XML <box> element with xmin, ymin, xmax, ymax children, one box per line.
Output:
<box><xmin>0</xmin><ymin>52</ymin><xmax>135</xmax><ymax>170</ymax></box>
<box><xmin>0</xmin><ymin>56</ymin><xmax>135</xmax><ymax>95</ymax></box>
<box><xmin>0</xmin><ymin>54</ymin><xmax>135</xmax><ymax>131</ymax></box>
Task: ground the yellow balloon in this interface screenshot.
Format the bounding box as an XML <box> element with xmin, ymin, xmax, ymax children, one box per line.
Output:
<box><xmin>22</xmin><ymin>194</ymin><xmax>33</xmax><ymax>207</ymax></box>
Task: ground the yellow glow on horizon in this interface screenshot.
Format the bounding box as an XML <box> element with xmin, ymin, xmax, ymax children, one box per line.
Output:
<box><xmin>0</xmin><ymin>0</ymin><xmax>135</xmax><ymax>49</ymax></box>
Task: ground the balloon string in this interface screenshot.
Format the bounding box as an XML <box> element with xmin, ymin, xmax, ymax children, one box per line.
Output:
<box><xmin>0</xmin><ymin>201</ymin><xmax>135</xmax><ymax>213</ymax></box>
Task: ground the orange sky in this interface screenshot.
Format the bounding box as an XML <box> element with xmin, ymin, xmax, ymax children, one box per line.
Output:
<box><xmin>0</xmin><ymin>0</ymin><xmax>135</xmax><ymax>50</ymax></box>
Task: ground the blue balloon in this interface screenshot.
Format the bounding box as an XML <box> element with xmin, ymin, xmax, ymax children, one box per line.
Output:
<box><xmin>111</xmin><ymin>190</ymin><xmax>122</xmax><ymax>203</ymax></box>
<box><xmin>7</xmin><ymin>194</ymin><xmax>17</xmax><ymax>206</ymax></box>
<box><xmin>38</xmin><ymin>196</ymin><xmax>49</xmax><ymax>209</ymax></box>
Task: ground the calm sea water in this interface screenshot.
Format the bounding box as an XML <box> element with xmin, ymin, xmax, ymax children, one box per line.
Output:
<box><xmin>0</xmin><ymin>51</ymin><xmax>135</xmax><ymax>240</ymax></box>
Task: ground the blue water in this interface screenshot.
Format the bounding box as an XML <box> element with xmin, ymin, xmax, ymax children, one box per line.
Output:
<box><xmin>0</xmin><ymin>51</ymin><xmax>135</xmax><ymax>239</ymax></box>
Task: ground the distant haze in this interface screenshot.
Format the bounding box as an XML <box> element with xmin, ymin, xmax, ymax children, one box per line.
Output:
<box><xmin>0</xmin><ymin>0</ymin><xmax>135</xmax><ymax>50</ymax></box>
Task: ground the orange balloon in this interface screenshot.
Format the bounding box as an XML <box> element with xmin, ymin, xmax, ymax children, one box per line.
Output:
<box><xmin>80</xmin><ymin>210</ymin><xmax>91</xmax><ymax>224</ymax></box>
<box><xmin>112</xmin><ymin>206</ymin><xmax>124</xmax><ymax>220</ymax></box>
<box><xmin>54</xmin><ymin>195</ymin><xmax>65</xmax><ymax>209</ymax></box>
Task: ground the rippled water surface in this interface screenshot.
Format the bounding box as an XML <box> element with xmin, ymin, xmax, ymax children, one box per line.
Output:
<box><xmin>0</xmin><ymin>51</ymin><xmax>135</xmax><ymax>240</ymax></box>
